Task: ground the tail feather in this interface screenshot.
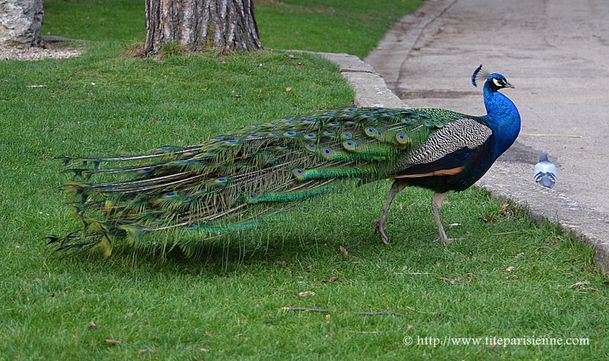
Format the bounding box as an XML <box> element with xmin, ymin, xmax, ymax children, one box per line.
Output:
<box><xmin>52</xmin><ymin>107</ymin><xmax>467</xmax><ymax>256</ymax></box>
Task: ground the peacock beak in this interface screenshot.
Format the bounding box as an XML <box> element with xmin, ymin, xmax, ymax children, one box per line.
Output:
<box><xmin>505</xmin><ymin>81</ymin><xmax>515</xmax><ymax>89</ymax></box>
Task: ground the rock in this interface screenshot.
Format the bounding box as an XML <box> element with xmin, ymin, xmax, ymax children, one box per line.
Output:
<box><xmin>0</xmin><ymin>0</ymin><xmax>43</xmax><ymax>47</ymax></box>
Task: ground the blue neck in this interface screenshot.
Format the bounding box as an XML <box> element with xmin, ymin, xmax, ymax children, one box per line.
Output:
<box><xmin>482</xmin><ymin>82</ymin><xmax>521</xmax><ymax>159</ymax></box>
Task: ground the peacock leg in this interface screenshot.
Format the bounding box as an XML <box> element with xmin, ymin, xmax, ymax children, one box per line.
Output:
<box><xmin>431</xmin><ymin>192</ymin><xmax>452</xmax><ymax>243</ymax></box>
<box><xmin>374</xmin><ymin>181</ymin><xmax>406</xmax><ymax>245</ymax></box>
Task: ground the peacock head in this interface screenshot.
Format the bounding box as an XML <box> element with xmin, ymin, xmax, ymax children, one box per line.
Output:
<box><xmin>471</xmin><ymin>65</ymin><xmax>514</xmax><ymax>91</ymax></box>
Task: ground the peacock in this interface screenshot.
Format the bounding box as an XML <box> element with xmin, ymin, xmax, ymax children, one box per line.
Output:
<box><xmin>49</xmin><ymin>65</ymin><xmax>520</xmax><ymax>255</ymax></box>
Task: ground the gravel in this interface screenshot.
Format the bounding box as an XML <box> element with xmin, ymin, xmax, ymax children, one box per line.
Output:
<box><xmin>0</xmin><ymin>44</ymin><xmax>82</xmax><ymax>61</ymax></box>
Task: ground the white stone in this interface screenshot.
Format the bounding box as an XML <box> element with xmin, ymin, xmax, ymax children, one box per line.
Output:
<box><xmin>0</xmin><ymin>0</ymin><xmax>43</xmax><ymax>47</ymax></box>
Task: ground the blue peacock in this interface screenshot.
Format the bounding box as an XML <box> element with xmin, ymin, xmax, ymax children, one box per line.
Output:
<box><xmin>49</xmin><ymin>65</ymin><xmax>520</xmax><ymax>255</ymax></box>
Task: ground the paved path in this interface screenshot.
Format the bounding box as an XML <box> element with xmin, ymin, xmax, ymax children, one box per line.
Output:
<box><xmin>365</xmin><ymin>0</ymin><xmax>609</xmax><ymax>270</ymax></box>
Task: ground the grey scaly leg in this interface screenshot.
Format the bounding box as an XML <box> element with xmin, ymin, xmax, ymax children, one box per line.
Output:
<box><xmin>374</xmin><ymin>181</ymin><xmax>406</xmax><ymax>245</ymax></box>
<box><xmin>431</xmin><ymin>192</ymin><xmax>452</xmax><ymax>243</ymax></box>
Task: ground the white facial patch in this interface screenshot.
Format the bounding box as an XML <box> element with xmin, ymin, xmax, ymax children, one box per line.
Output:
<box><xmin>492</xmin><ymin>78</ymin><xmax>503</xmax><ymax>87</ymax></box>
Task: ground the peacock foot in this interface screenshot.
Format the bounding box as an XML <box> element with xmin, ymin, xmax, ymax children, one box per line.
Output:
<box><xmin>373</xmin><ymin>219</ymin><xmax>390</xmax><ymax>245</ymax></box>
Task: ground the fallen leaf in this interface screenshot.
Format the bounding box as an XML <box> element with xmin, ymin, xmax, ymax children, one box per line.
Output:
<box><xmin>27</xmin><ymin>84</ymin><xmax>46</xmax><ymax>88</ymax></box>
<box><xmin>199</xmin><ymin>348</ymin><xmax>210</xmax><ymax>352</ymax></box>
<box><xmin>321</xmin><ymin>276</ymin><xmax>339</xmax><ymax>283</ymax></box>
<box><xmin>499</xmin><ymin>202</ymin><xmax>510</xmax><ymax>217</ymax></box>
<box><xmin>466</xmin><ymin>273</ymin><xmax>474</xmax><ymax>285</ymax></box>
<box><xmin>88</xmin><ymin>321</ymin><xmax>97</xmax><ymax>329</ymax></box>
<box><xmin>285</xmin><ymin>86</ymin><xmax>292</xmax><ymax>93</ymax></box>
<box><xmin>298</xmin><ymin>291</ymin><xmax>316</xmax><ymax>297</ymax></box>
<box><xmin>275</xmin><ymin>260</ymin><xmax>287</xmax><ymax>267</ymax></box>
<box><xmin>570</xmin><ymin>280</ymin><xmax>590</xmax><ymax>289</ymax></box>
<box><xmin>438</xmin><ymin>275</ymin><xmax>464</xmax><ymax>285</ymax></box>
<box><xmin>105</xmin><ymin>339</ymin><xmax>121</xmax><ymax>346</ymax></box>
<box><xmin>339</xmin><ymin>246</ymin><xmax>349</xmax><ymax>257</ymax></box>
<box><xmin>448</xmin><ymin>223</ymin><xmax>461</xmax><ymax>228</ymax></box>
<box><xmin>514</xmin><ymin>252</ymin><xmax>525</xmax><ymax>259</ymax></box>
<box><xmin>406</xmin><ymin>324</ymin><xmax>413</xmax><ymax>332</ymax></box>
<box><xmin>325</xmin><ymin>314</ymin><xmax>331</xmax><ymax>321</ymax></box>
<box><xmin>481</xmin><ymin>215</ymin><xmax>495</xmax><ymax>223</ymax></box>
<box><xmin>306</xmin><ymin>264</ymin><xmax>313</xmax><ymax>273</ymax></box>
<box><xmin>505</xmin><ymin>266</ymin><xmax>516</xmax><ymax>272</ymax></box>
<box><xmin>398</xmin><ymin>202</ymin><xmax>404</xmax><ymax>211</ymax></box>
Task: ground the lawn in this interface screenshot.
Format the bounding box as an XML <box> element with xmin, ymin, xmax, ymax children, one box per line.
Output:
<box><xmin>1</xmin><ymin>0</ymin><xmax>608</xmax><ymax>360</ymax></box>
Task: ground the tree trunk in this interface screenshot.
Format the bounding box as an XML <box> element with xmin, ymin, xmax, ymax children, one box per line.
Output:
<box><xmin>144</xmin><ymin>0</ymin><xmax>262</xmax><ymax>55</ymax></box>
<box><xmin>0</xmin><ymin>0</ymin><xmax>43</xmax><ymax>47</ymax></box>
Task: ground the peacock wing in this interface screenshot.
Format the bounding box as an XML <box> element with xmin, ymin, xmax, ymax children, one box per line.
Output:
<box><xmin>392</xmin><ymin>116</ymin><xmax>493</xmax><ymax>178</ymax></box>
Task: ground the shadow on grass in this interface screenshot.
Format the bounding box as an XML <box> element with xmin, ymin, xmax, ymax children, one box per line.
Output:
<box><xmin>46</xmin><ymin>229</ymin><xmax>381</xmax><ymax>276</ymax></box>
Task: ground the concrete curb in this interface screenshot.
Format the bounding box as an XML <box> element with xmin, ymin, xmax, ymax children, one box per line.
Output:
<box><xmin>315</xmin><ymin>3</ymin><xmax>609</xmax><ymax>272</ymax></box>
<box><xmin>477</xmin><ymin>162</ymin><xmax>609</xmax><ymax>271</ymax></box>
<box><xmin>316</xmin><ymin>52</ymin><xmax>408</xmax><ymax>109</ymax></box>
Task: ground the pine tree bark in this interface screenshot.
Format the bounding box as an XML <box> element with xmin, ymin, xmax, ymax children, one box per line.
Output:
<box><xmin>144</xmin><ymin>0</ymin><xmax>262</xmax><ymax>55</ymax></box>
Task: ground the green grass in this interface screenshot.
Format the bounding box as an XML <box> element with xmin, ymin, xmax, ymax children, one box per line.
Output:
<box><xmin>43</xmin><ymin>0</ymin><xmax>422</xmax><ymax>57</ymax></box>
<box><xmin>1</xmin><ymin>0</ymin><xmax>608</xmax><ymax>360</ymax></box>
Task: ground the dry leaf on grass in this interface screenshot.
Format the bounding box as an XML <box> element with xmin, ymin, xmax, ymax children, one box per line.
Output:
<box><xmin>466</xmin><ymin>273</ymin><xmax>474</xmax><ymax>284</ymax></box>
<box><xmin>321</xmin><ymin>276</ymin><xmax>339</xmax><ymax>283</ymax></box>
<box><xmin>499</xmin><ymin>202</ymin><xmax>510</xmax><ymax>217</ymax></box>
<box><xmin>438</xmin><ymin>275</ymin><xmax>464</xmax><ymax>285</ymax></box>
<box><xmin>298</xmin><ymin>291</ymin><xmax>316</xmax><ymax>297</ymax></box>
<box><xmin>481</xmin><ymin>215</ymin><xmax>495</xmax><ymax>223</ymax></box>
<box><xmin>88</xmin><ymin>321</ymin><xmax>97</xmax><ymax>329</ymax></box>
<box><xmin>105</xmin><ymin>339</ymin><xmax>121</xmax><ymax>346</ymax></box>
<box><xmin>570</xmin><ymin>280</ymin><xmax>590</xmax><ymax>288</ymax></box>
<box><xmin>339</xmin><ymin>246</ymin><xmax>349</xmax><ymax>257</ymax></box>
<box><xmin>505</xmin><ymin>266</ymin><xmax>516</xmax><ymax>272</ymax></box>
<box><xmin>306</xmin><ymin>264</ymin><xmax>313</xmax><ymax>273</ymax></box>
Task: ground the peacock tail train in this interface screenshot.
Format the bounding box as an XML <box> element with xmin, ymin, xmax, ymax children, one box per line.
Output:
<box><xmin>50</xmin><ymin>106</ymin><xmax>479</xmax><ymax>256</ymax></box>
